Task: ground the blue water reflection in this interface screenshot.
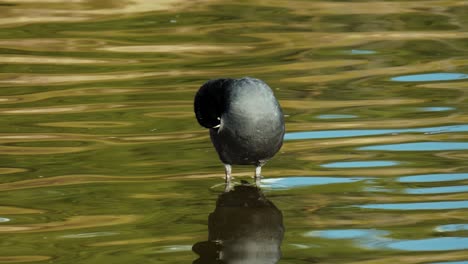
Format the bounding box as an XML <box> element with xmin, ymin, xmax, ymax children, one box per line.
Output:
<box><xmin>386</xmin><ymin>237</ymin><xmax>468</xmax><ymax>251</ymax></box>
<box><xmin>405</xmin><ymin>185</ymin><xmax>468</xmax><ymax>194</ymax></box>
<box><xmin>305</xmin><ymin>228</ymin><xmax>468</xmax><ymax>252</ymax></box>
<box><xmin>154</xmin><ymin>245</ymin><xmax>192</xmax><ymax>253</ymax></box>
<box><xmin>391</xmin><ymin>73</ymin><xmax>468</xmax><ymax>82</ymax></box>
<box><xmin>420</xmin><ymin>106</ymin><xmax>455</xmax><ymax>112</ymax></box>
<box><xmin>359</xmin><ymin>142</ymin><xmax>468</xmax><ymax>151</ymax></box>
<box><xmin>60</xmin><ymin>232</ymin><xmax>119</xmax><ymax>239</ymax></box>
<box><xmin>321</xmin><ymin>160</ymin><xmax>398</xmax><ymax>168</ymax></box>
<box><xmin>305</xmin><ymin>229</ymin><xmax>388</xmax><ymax>240</ymax></box>
<box><xmin>430</xmin><ymin>261</ymin><xmax>468</xmax><ymax>264</ymax></box>
<box><xmin>357</xmin><ymin>200</ymin><xmax>468</xmax><ymax>210</ymax></box>
<box><xmin>317</xmin><ymin>114</ymin><xmax>357</xmax><ymax>119</ymax></box>
<box><xmin>261</xmin><ymin>176</ymin><xmax>364</xmax><ymax>189</ymax></box>
<box><xmin>349</xmin><ymin>49</ymin><xmax>377</xmax><ymax>55</ymax></box>
<box><xmin>398</xmin><ymin>173</ymin><xmax>468</xmax><ymax>183</ymax></box>
<box><xmin>284</xmin><ymin>124</ymin><xmax>468</xmax><ymax>140</ymax></box>
<box><xmin>436</xmin><ymin>224</ymin><xmax>468</xmax><ymax>232</ymax></box>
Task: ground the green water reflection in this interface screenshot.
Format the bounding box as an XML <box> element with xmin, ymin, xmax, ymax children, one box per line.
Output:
<box><xmin>0</xmin><ymin>0</ymin><xmax>467</xmax><ymax>263</ymax></box>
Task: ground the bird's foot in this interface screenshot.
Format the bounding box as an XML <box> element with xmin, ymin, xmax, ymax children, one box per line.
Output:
<box><xmin>254</xmin><ymin>165</ymin><xmax>263</xmax><ymax>186</ymax></box>
<box><xmin>224</xmin><ymin>164</ymin><xmax>233</xmax><ymax>192</ymax></box>
<box><xmin>254</xmin><ymin>175</ymin><xmax>263</xmax><ymax>186</ymax></box>
<box><xmin>224</xmin><ymin>181</ymin><xmax>233</xmax><ymax>192</ymax></box>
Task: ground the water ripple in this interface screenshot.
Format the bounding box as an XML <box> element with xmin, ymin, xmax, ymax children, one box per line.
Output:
<box><xmin>359</xmin><ymin>142</ymin><xmax>468</xmax><ymax>151</ymax></box>
<box><xmin>385</xmin><ymin>237</ymin><xmax>468</xmax><ymax>251</ymax></box>
<box><xmin>305</xmin><ymin>229</ymin><xmax>388</xmax><ymax>240</ymax></box>
<box><xmin>316</xmin><ymin>114</ymin><xmax>358</xmax><ymax>119</ymax></box>
<box><xmin>391</xmin><ymin>73</ymin><xmax>468</xmax><ymax>82</ymax></box>
<box><xmin>304</xmin><ymin>228</ymin><xmax>468</xmax><ymax>253</ymax></box>
<box><xmin>405</xmin><ymin>185</ymin><xmax>468</xmax><ymax>194</ymax></box>
<box><xmin>0</xmin><ymin>215</ymin><xmax>139</xmax><ymax>233</ymax></box>
<box><xmin>0</xmin><ymin>55</ymin><xmax>114</xmax><ymax>65</ymax></box>
<box><xmin>285</xmin><ymin>124</ymin><xmax>468</xmax><ymax>140</ymax></box>
<box><xmin>398</xmin><ymin>173</ymin><xmax>468</xmax><ymax>183</ymax></box>
<box><xmin>436</xmin><ymin>224</ymin><xmax>468</xmax><ymax>232</ymax></box>
<box><xmin>357</xmin><ymin>200</ymin><xmax>468</xmax><ymax>210</ymax></box>
<box><xmin>349</xmin><ymin>49</ymin><xmax>377</xmax><ymax>55</ymax></box>
<box><xmin>0</xmin><ymin>256</ymin><xmax>51</xmax><ymax>263</ymax></box>
<box><xmin>38</xmin><ymin>121</ymin><xmax>133</xmax><ymax>128</ymax></box>
<box><xmin>430</xmin><ymin>261</ymin><xmax>468</xmax><ymax>264</ymax></box>
<box><xmin>261</xmin><ymin>176</ymin><xmax>365</xmax><ymax>189</ymax></box>
<box><xmin>99</xmin><ymin>44</ymin><xmax>253</xmax><ymax>54</ymax></box>
<box><xmin>0</xmin><ymin>168</ymin><xmax>28</xmax><ymax>175</ymax></box>
<box><xmin>420</xmin><ymin>107</ymin><xmax>455</xmax><ymax>112</ymax></box>
<box><xmin>60</xmin><ymin>232</ymin><xmax>119</xmax><ymax>239</ymax></box>
<box><xmin>0</xmin><ymin>206</ymin><xmax>44</xmax><ymax>215</ymax></box>
<box><xmin>283</xmin><ymin>58</ymin><xmax>468</xmax><ymax>83</ymax></box>
<box><xmin>321</xmin><ymin>161</ymin><xmax>398</xmax><ymax>168</ymax></box>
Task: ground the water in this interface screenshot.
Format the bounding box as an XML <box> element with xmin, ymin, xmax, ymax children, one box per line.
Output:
<box><xmin>0</xmin><ymin>0</ymin><xmax>467</xmax><ymax>263</ymax></box>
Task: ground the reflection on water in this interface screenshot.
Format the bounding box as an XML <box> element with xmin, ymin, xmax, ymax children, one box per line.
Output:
<box><xmin>285</xmin><ymin>124</ymin><xmax>468</xmax><ymax>140</ymax></box>
<box><xmin>193</xmin><ymin>184</ymin><xmax>283</xmax><ymax>264</ymax></box>
<box><xmin>436</xmin><ymin>224</ymin><xmax>468</xmax><ymax>232</ymax></box>
<box><xmin>348</xmin><ymin>49</ymin><xmax>377</xmax><ymax>55</ymax></box>
<box><xmin>60</xmin><ymin>232</ymin><xmax>119</xmax><ymax>239</ymax></box>
<box><xmin>0</xmin><ymin>0</ymin><xmax>467</xmax><ymax>263</ymax></box>
<box><xmin>316</xmin><ymin>114</ymin><xmax>358</xmax><ymax>119</ymax></box>
<box><xmin>0</xmin><ymin>215</ymin><xmax>140</xmax><ymax>233</ymax></box>
<box><xmin>262</xmin><ymin>176</ymin><xmax>365</xmax><ymax>189</ymax></box>
<box><xmin>398</xmin><ymin>173</ymin><xmax>468</xmax><ymax>183</ymax></box>
<box><xmin>360</xmin><ymin>142</ymin><xmax>468</xmax><ymax>151</ymax></box>
<box><xmin>385</xmin><ymin>237</ymin><xmax>468</xmax><ymax>251</ymax></box>
<box><xmin>357</xmin><ymin>201</ymin><xmax>468</xmax><ymax>210</ymax></box>
<box><xmin>391</xmin><ymin>73</ymin><xmax>468</xmax><ymax>82</ymax></box>
<box><xmin>420</xmin><ymin>107</ymin><xmax>455</xmax><ymax>112</ymax></box>
<box><xmin>431</xmin><ymin>260</ymin><xmax>468</xmax><ymax>264</ymax></box>
<box><xmin>305</xmin><ymin>228</ymin><xmax>388</xmax><ymax>240</ymax></box>
<box><xmin>405</xmin><ymin>185</ymin><xmax>468</xmax><ymax>194</ymax></box>
<box><xmin>306</xmin><ymin>228</ymin><xmax>468</xmax><ymax>252</ymax></box>
<box><xmin>321</xmin><ymin>160</ymin><xmax>398</xmax><ymax>168</ymax></box>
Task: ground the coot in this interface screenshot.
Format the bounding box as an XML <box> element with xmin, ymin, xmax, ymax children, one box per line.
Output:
<box><xmin>194</xmin><ymin>77</ymin><xmax>285</xmax><ymax>189</ymax></box>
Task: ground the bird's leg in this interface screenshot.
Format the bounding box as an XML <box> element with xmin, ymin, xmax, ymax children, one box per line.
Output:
<box><xmin>254</xmin><ymin>165</ymin><xmax>262</xmax><ymax>186</ymax></box>
<box><xmin>224</xmin><ymin>164</ymin><xmax>232</xmax><ymax>192</ymax></box>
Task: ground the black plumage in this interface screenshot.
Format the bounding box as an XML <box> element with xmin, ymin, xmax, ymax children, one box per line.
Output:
<box><xmin>194</xmin><ymin>77</ymin><xmax>285</xmax><ymax>189</ymax></box>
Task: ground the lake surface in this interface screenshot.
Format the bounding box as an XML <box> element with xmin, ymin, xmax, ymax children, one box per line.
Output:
<box><xmin>0</xmin><ymin>0</ymin><xmax>467</xmax><ymax>263</ymax></box>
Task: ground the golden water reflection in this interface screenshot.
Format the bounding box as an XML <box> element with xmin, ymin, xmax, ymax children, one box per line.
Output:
<box><xmin>0</xmin><ymin>215</ymin><xmax>140</xmax><ymax>233</ymax></box>
<box><xmin>0</xmin><ymin>256</ymin><xmax>51</xmax><ymax>263</ymax></box>
<box><xmin>0</xmin><ymin>0</ymin><xmax>467</xmax><ymax>263</ymax></box>
<box><xmin>0</xmin><ymin>206</ymin><xmax>44</xmax><ymax>215</ymax></box>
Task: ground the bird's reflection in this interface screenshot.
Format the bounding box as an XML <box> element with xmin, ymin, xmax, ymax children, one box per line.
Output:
<box><xmin>193</xmin><ymin>182</ymin><xmax>284</xmax><ymax>264</ymax></box>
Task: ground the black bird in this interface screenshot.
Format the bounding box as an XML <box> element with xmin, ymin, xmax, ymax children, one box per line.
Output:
<box><xmin>194</xmin><ymin>77</ymin><xmax>285</xmax><ymax>190</ymax></box>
